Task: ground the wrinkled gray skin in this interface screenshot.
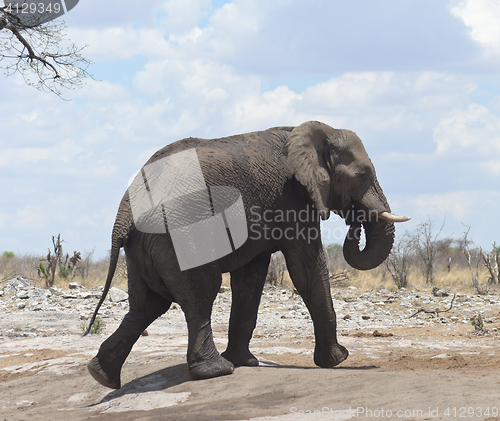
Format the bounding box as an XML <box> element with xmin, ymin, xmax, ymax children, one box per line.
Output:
<box><xmin>87</xmin><ymin>121</ymin><xmax>401</xmax><ymax>389</ymax></box>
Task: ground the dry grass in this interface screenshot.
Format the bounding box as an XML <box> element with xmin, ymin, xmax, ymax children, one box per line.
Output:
<box><xmin>348</xmin><ymin>266</ymin><xmax>497</xmax><ymax>295</ymax></box>
<box><xmin>1</xmin><ymin>255</ymin><xmax>497</xmax><ymax>296</ymax></box>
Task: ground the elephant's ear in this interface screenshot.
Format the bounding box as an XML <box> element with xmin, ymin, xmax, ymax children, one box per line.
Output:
<box><xmin>286</xmin><ymin>121</ymin><xmax>336</xmax><ymax>220</ymax></box>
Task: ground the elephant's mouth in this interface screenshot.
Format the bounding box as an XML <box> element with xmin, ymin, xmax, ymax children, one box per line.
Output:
<box><xmin>336</xmin><ymin>203</ymin><xmax>410</xmax><ymax>226</ymax></box>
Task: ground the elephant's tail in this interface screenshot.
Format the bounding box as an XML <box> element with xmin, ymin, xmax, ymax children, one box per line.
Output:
<box><xmin>83</xmin><ymin>234</ymin><xmax>123</xmax><ymax>336</ymax></box>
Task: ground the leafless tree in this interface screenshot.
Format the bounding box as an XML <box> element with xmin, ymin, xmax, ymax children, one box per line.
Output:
<box><xmin>385</xmin><ymin>230</ymin><xmax>414</xmax><ymax>289</ymax></box>
<box><xmin>481</xmin><ymin>243</ymin><xmax>499</xmax><ymax>285</ymax></box>
<box><xmin>0</xmin><ymin>4</ymin><xmax>92</xmax><ymax>97</ymax></box>
<box><xmin>460</xmin><ymin>226</ymin><xmax>487</xmax><ymax>294</ymax></box>
<box><xmin>414</xmin><ymin>219</ymin><xmax>447</xmax><ymax>284</ymax></box>
<box><xmin>266</xmin><ymin>251</ymin><xmax>286</xmax><ymax>286</ymax></box>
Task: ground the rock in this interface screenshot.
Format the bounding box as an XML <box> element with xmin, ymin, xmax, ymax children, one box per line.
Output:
<box><xmin>485</xmin><ymin>317</ymin><xmax>498</xmax><ymax>323</ymax></box>
<box><xmin>218</xmin><ymin>286</ymin><xmax>230</xmax><ymax>293</ymax></box>
<box><xmin>49</xmin><ymin>287</ymin><xmax>62</xmax><ymax>296</ymax></box>
<box><xmin>431</xmin><ymin>353</ymin><xmax>451</xmax><ymax>359</ymax></box>
<box><xmin>362</xmin><ymin>315</ymin><xmax>370</xmax><ymax>320</ymax></box>
<box><xmin>373</xmin><ymin>330</ymin><xmax>393</xmax><ymax>337</ymax></box>
<box><xmin>109</xmin><ymin>287</ymin><xmax>129</xmax><ymax>303</ymax></box>
<box><xmin>17</xmin><ymin>302</ymin><xmax>26</xmax><ymax>309</ymax></box>
<box><xmin>78</xmin><ymin>292</ymin><xmax>92</xmax><ymax>299</ymax></box>
<box><xmin>15</xmin><ymin>290</ymin><xmax>29</xmax><ymax>299</ymax></box>
<box><xmin>68</xmin><ymin>282</ymin><xmax>80</xmax><ymax>290</ymax></box>
<box><xmin>432</xmin><ymin>287</ymin><xmax>449</xmax><ymax>297</ymax></box>
<box><xmin>2</xmin><ymin>284</ymin><xmax>18</xmax><ymax>296</ymax></box>
<box><xmin>16</xmin><ymin>400</ymin><xmax>35</xmax><ymax>408</ymax></box>
<box><xmin>28</xmin><ymin>288</ymin><xmax>51</xmax><ymax>300</ymax></box>
<box><xmin>7</xmin><ymin>276</ymin><xmax>31</xmax><ymax>288</ymax></box>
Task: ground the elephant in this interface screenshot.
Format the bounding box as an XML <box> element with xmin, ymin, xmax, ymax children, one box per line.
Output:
<box><xmin>85</xmin><ymin>120</ymin><xmax>410</xmax><ymax>389</ymax></box>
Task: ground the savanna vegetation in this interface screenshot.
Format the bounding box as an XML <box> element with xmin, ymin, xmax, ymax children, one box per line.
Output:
<box><xmin>1</xmin><ymin>220</ymin><xmax>498</xmax><ymax>295</ymax></box>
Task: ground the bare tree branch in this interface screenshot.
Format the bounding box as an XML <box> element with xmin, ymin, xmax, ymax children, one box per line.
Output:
<box><xmin>0</xmin><ymin>5</ymin><xmax>93</xmax><ymax>98</ymax></box>
<box><xmin>410</xmin><ymin>294</ymin><xmax>456</xmax><ymax>318</ymax></box>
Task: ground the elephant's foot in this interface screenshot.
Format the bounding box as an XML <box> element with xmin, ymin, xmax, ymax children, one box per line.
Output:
<box><xmin>221</xmin><ymin>348</ymin><xmax>259</xmax><ymax>367</ymax></box>
<box><xmin>189</xmin><ymin>355</ymin><xmax>234</xmax><ymax>380</ymax></box>
<box><xmin>87</xmin><ymin>356</ymin><xmax>121</xmax><ymax>389</ymax></box>
<box><xmin>314</xmin><ymin>342</ymin><xmax>349</xmax><ymax>368</ymax></box>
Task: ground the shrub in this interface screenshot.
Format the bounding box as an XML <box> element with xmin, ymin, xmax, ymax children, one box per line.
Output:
<box><xmin>80</xmin><ymin>316</ymin><xmax>106</xmax><ymax>335</ymax></box>
<box><xmin>58</xmin><ymin>265</ymin><xmax>72</xmax><ymax>279</ymax></box>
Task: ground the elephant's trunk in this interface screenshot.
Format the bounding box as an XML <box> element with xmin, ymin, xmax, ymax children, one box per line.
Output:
<box><xmin>341</xmin><ymin>176</ymin><xmax>401</xmax><ymax>271</ymax></box>
<box><xmin>342</xmin><ymin>218</ymin><xmax>395</xmax><ymax>271</ymax></box>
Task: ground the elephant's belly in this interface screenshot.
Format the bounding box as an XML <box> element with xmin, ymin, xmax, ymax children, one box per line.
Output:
<box><xmin>218</xmin><ymin>238</ymin><xmax>279</xmax><ymax>273</ymax></box>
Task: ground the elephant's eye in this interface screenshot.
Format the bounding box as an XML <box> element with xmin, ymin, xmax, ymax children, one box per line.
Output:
<box><xmin>359</xmin><ymin>172</ymin><xmax>368</xmax><ymax>182</ymax></box>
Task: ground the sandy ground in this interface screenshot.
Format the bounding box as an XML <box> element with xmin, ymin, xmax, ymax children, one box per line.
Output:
<box><xmin>1</xmin><ymin>285</ymin><xmax>500</xmax><ymax>421</ymax></box>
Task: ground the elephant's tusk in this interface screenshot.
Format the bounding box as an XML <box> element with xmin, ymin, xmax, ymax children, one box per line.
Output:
<box><xmin>379</xmin><ymin>212</ymin><xmax>411</xmax><ymax>223</ymax></box>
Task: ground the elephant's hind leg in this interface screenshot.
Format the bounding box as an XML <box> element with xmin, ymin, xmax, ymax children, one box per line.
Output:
<box><xmin>221</xmin><ymin>253</ymin><xmax>271</xmax><ymax>367</ymax></box>
<box><xmin>88</xmin><ymin>289</ymin><xmax>171</xmax><ymax>389</ymax></box>
<box><xmin>177</xmin><ymin>267</ymin><xmax>234</xmax><ymax>380</ymax></box>
<box><xmin>184</xmin><ymin>316</ymin><xmax>234</xmax><ymax>380</ymax></box>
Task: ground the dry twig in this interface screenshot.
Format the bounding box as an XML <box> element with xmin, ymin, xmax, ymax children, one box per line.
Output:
<box><xmin>409</xmin><ymin>294</ymin><xmax>456</xmax><ymax>318</ymax></box>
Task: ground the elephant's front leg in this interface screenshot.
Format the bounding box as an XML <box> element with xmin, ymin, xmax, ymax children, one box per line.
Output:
<box><xmin>222</xmin><ymin>253</ymin><xmax>271</xmax><ymax>367</ymax></box>
<box><xmin>282</xmin><ymin>242</ymin><xmax>348</xmax><ymax>368</ymax></box>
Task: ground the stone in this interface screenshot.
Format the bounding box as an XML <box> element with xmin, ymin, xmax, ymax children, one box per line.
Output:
<box><xmin>7</xmin><ymin>277</ymin><xmax>31</xmax><ymax>288</ymax></box>
<box><xmin>432</xmin><ymin>287</ymin><xmax>449</xmax><ymax>297</ymax></box>
<box><xmin>15</xmin><ymin>290</ymin><xmax>29</xmax><ymax>299</ymax></box>
<box><xmin>2</xmin><ymin>284</ymin><xmax>17</xmax><ymax>296</ymax></box>
<box><xmin>109</xmin><ymin>287</ymin><xmax>129</xmax><ymax>303</ymax></box>
<box><xmin>28</xmin><ymin>288</ymin><xmax>51</xmax><ymax>300</ymax></box>
<box><xmin>17</xmin><ymin>302</ymin><xmax>26</xmax><ymax>309</ymax></box>
<box><xmin>68</xmin><ymin>282</ymin><xmax>80</xmax><ymax>290</ymax></box>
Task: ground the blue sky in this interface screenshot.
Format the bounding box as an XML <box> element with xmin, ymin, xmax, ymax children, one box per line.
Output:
<box><xmin>1</xmin><ymin>0</ymin><xmax>500</xmax><ymax>258</ymax></box>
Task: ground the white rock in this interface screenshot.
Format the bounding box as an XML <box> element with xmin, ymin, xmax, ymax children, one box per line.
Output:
<box><xmin>3</xmin><ymin>284</ymin><xmax>17</xmax><ymax>295</ymax></box>
<box><xmin>431</xmin><ymin>353</ymin><xmax>451</xmax><ymax>359</ymax></box>
<box><xmin>68</xmin><ymin>282</ymin><xmax>80</xmax><ymax>290</ymax></box>
<box><xmin>16</xmin><ymin>290</ymin><xmax>29</xmax><ymax>299</ymax></box>
<box><xmin>109</xmin><ymin>287</ymin><xmax>129</xmax><ymax>303</ymax></box>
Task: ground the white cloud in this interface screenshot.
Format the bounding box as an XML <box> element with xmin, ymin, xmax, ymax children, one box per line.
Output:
<box><xmin>433</xmin><ymin>103</ymin><xmax>500</xmax><ymax>157</ymax></box>
<box><xmin>73</xmin><ymin>80</ymin><xmax>130</xmax><ymax>102</ymax></box>
<box><xmin>451</xmin><ymin>0</ymin><xmax>500</xmax><ymax>54</ymax></box>
<box><xmin>230</xmin><ymin>86</ymin><xmax>303</xmax><ymax>131</ymax></box>
<box><xmin>159</xmin><ymin>0</ymin><xmax>212</xmax><ymax>35</ymax></box>
<box><xmin>390</xmin><ymin>189</ymin><xmax>500</xmax><ymax>247</ymax></box>
<box><xmin>0</xmin><ymin>140</ymin><xmax>84</xmax><ymax>168</ymax></box>
<box><xmin>67</xmin><ymin>27</ymin><xmax>175</xmax><ymax>61</ymax></box>
<box><xmin>409</xmin><ymin>191</ymin><xmax>481</xmax><ymax>221</ymax></box>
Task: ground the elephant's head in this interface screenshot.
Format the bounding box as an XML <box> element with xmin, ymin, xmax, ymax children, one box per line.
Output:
<box><xmin>286</xmin><ymin>121</ymin><xmax>410</xmax><ymax>270</ymax></box>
